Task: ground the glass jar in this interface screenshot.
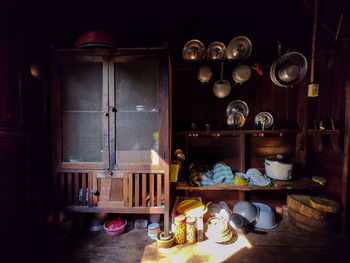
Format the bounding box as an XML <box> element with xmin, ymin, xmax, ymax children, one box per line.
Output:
<box><xmin>186</xmin><ymin>216</ymin><xmax>197</xmax><ymax>244</ymax></box>
<box><xmin>174</xmin><ymin>215</ymin><xmax>186</xmax><ymax>244</ymax></box>
<box><xmin>196</xmin><ymin>215</ymin><xmax>204</xmax><ymax>242</ymax></box>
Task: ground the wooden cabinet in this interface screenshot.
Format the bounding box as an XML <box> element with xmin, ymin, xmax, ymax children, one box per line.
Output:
<box><xmin>51</xmin><ymin>47</ymin><xmax>170</xmax><ymax>230</ymax></box>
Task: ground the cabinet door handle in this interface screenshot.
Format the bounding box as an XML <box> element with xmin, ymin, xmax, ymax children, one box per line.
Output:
<box><xmin>109</xmin><ymin>106</ymin><xmax>117</xmax><ymax>113</ymax></box>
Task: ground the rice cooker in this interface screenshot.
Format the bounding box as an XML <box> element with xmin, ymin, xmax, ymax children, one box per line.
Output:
<box><xmin>264</xmin><ymin>155</ymin><xmax>293</xmax><ymax>180</ymax></box>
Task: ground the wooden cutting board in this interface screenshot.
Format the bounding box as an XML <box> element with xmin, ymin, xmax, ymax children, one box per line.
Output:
<box><xmin>288</xmin><ymin>207</ymin><xmax>338</xmax><ymax>232</ymax></box>
<box><xmin>287</xmin><ymin>194</ymin><xmax>327</xmax><ymax>220</ymax></box>
<box><xmin>309</xmin><ymin>196</ymin><xmax>340</xmax><ymax>213</ymax></box>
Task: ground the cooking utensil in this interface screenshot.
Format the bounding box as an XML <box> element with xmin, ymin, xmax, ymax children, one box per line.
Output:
<box><xmin>227</xmin><ymin>36</ymin><xmax>252</xmax><ymax>61</ymax></box>
<box><xmin>264</xmin><ymin>155</ymin><xmax>293</xmax><ymax>180</ymax></box>
<box><xmin>229</xmin><ymin>213</ymin><xmax>248</xmax><ymax>235</ymax></box>
<box><xmin>182</xmin><ymin>39</ymin><xmax>205</xmax><ymax>62</ymax></box>
<box><xmin>206</xmin><ymin>41</ymin><xmax>226</xmax><ymax>61</ymax></box>
<box><xmin>270</xmin><ymin>51</ymin><xmax>308</xmax><ymax>87</ymax></box>
<box><xmin>197</xmin><ymin>65</ymin><xmax>213</xmax><ymax>83</ymax></box>
<box><xmin>232</xmin><ymin>201</ymin><xmax>259</xmax><ymax>224</ymax></box>
<box><xmin>251</xmin><ymin>63</ymin><xmax>263</xmax><ymax>75</ymax></box>
<box><xmin>232</xmin><ymin>64</ymin><xmax>251</xmax><ymax>84</ymax></box>
<box><xmin>213</xmin><ymin>61</ymin><xmax>231</xmax><ymax>98</ymax></box>
<box><xmin>227</xmin><ymin>112</ymin><xmax>245</xmax><ymax>129</ymax></box>
<box><xmin>254</xmin><ymin>112</ymin><xmax>274</xmax><ymax>130</ymax></box>
<box><xmin>226</xmin><ymin>100</ymin><xmax>249</xmax><ymax>118</ymax></box>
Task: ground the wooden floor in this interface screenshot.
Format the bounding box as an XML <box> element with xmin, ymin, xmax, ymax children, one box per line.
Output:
<box><xmin>5</xmin><ymin>213</ymin><xmax>350</xmax><ymax>263</ymax></box>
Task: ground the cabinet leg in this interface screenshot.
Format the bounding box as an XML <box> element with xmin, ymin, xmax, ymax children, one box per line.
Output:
<box><xmin>239</xmin><ymin>191</ymin><xmax>246</xmax><ymax>201</ymax></box>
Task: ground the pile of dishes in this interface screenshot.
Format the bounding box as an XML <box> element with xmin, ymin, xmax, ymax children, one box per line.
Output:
<box><xmin>205</xmin><ymin>217</ymin><xmax>234</xmax><ymax>243</ymax></box>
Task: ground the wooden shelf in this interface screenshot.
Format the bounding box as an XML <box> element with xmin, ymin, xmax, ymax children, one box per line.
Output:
<box><xmin>174</xmin><ymin>129</ymin><xmax>300</xmax><ymax>137</ymax></box>
<box><xmin>176</xmin><ymin>177</ymin><xmax>323</xmax><ymax>191</ymax></box>
<box><xmin>308</xmin><ymin>129</ymin><xmax>342</xmax><ymax>135</ymax></box>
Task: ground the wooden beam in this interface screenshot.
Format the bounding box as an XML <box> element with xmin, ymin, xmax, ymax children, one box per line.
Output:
<box><xmin>341</xmin><ymin>82</ymin><xmax>350</xmax><ymax>235</ymax></box>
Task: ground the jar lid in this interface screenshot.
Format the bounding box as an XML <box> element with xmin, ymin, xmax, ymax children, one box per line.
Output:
<box><xmin>175</xmin><ymin>215</ymin><xmax>186</xmax><ymax>224</ymax></box>
<box><xmin>186</xmin><ymin>216</ymin><xmax>196</xmax><ymax>225</ymax></box>
<box><xmin>148</xmin><ymin>223</ymin><xmax>159</xmax><ymax>230</ymax></box>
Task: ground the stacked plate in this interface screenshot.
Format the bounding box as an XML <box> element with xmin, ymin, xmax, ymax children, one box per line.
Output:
<box><xmin>205</xmin><ymin>217</ymin><xmax>234</xmax><ymax>243</ymax></box>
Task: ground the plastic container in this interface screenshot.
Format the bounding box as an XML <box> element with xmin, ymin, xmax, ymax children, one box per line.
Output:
<box><xmin>148</xmin><ymin>223</ymin><xmax>160</xmax><ymax>240</ymax></box>
<box><xmin>186</xmin><ymin>216</ymin><xmax>197</xmax><ymax>244</ymax></box>
<box><xmin>253</xmin><ymin>203</ymin><xmax>278</xmax><ymax>229</ymax></box>
<box><xmin>170</xmin><ymin>164</ymin><xmax>180</xmax><ymax>182</ymax></box>
<box><xmin>103</xmin><ymin>218</ymin><xmax>127</xmax><ymax>236</ymax></box>
<box><xmin>232</xmin><ymin>201</ymin><xmax>259</xmax><ymax>224</ymax></box>
<box><xmin>174</xmin><ymin>215</ymin><xmax>186</xmax><ymax>244</ymax></box>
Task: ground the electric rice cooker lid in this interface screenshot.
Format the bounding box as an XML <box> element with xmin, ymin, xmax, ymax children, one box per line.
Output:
<box><xmin>265</xmin><ymin>154</ymin><xmax>293</xmax><ymax>165</ymax></box>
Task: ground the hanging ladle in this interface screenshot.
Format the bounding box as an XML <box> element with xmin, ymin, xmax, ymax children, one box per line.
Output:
<box><xmin>212</xmin><ymin>61</ymin><xmax>231</xmax><ymax>98</ymax></box>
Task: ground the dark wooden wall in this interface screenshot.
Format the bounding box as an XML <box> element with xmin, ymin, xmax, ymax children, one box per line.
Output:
<box><xmin>0</xmin><ymin>0</ymin><xmax>349</xmax><ymax>238</ymax></box>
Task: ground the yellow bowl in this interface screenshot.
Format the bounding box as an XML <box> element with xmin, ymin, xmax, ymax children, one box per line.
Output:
<box><xmin>234</xmin><ymin>174</ymin><xmax>248</xmax><ymax>185</ymax></box>
<box><xmin>156</xmin><ymin>232</ymin><xmax>174</xmax><ymax>248</ymax></box>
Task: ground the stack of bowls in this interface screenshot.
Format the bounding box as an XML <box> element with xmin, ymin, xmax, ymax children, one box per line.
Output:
<box><xmin>205</xmin><ymin>217</ymin><xmax>234</xmax><ymax>243</ymax></box>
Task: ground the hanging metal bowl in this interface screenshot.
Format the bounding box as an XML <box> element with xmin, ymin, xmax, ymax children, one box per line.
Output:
<box><xmin>182</xmin><ymin>39</ymin><xmax>206</xmax><ymax>62</ymax></box>
<box><xmin>197</xmin><ymin>65</ymin><xmax>213</xmax><ymax>83</ymax></box>
<box><xmin>213</xmin><ymin>79</ymin><xmax>231</xmax><ymax>98</ymax></box>
<box><xmin>232</xmin><ymin>64</ymin><xmax>252</xmax><ymax>84</ymax></box>
<box><xmin>270</xmin><ymin>51</ymin><xmax>308</xmax><ymax>87</ymax></box>
<box><xmin>206</xmin><ymin>42</ymin><xmax>227</xmax><ymax>61</ymax></box>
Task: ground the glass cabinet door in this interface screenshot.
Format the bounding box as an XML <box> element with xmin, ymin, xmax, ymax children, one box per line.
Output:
<box><xmin>110</xmin><ymin>56</ymin><xmax>163</xmax><ymax>170</ymax></box>
<box><xmin>55</xmin><ymin>55</ymin><xmax>109</xmax><ymax>169</ymax></box>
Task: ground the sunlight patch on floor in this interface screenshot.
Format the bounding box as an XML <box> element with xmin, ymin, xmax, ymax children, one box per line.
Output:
<box><xmin>141</xmin><ymin>235</ymin><xmax>253</xmax><ymax>263</ymax></box>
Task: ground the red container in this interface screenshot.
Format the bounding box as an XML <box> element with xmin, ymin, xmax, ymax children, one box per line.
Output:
<box><xmin>75</xmin><ymin>30</ymin><xmax>116</xmax><ymax>48</ymax></box>
<box><xmin>103</xmin><ymin>218</ymin><xmax>127</xmax><ymax>236</ymax></box>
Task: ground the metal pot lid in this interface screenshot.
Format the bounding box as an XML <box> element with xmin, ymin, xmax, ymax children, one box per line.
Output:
<box><xmin>254</xmin><ymin>112</ymin><xmax>274</xmax><ymax>129</ymax></box>
<box><xmin>197</xmin><ymin>65</ymin><xmax>213</xmax><ymax>83</ymax></box>
<box><xmin>213</xmin><ymin>79</ymin><xmax>231</xmax><ymax>98</ymax></box>
<box><xmin>227</xmin><ymin>112</ymin><xmax>245</xmax><ymax>128</ymax></box>
<box><xmin>206</xmin><ymin>41</ymin><xmax>227</xmax><ymax>61</ymax></box>
<box><xmin>227</xmin><ymin>36</ymin><xmax>252</xmax><ymax>61</ymax></box>
<box><xmin>226</xmin><ymin>100</ymin><xmax>249</xmax><ymax>117</ymax></box>
<box><xmin>270</xmin><ymin>51</ymin><xmax>308</xmax><ymax>87</ymax></box>
<box><xmin>232</xmin><ymin>64</ymin><xmax>252</xmax><ymax>84</ymax></box>
<box><xmin>182</xmin><ymin>39</ymin><xmax>205</xmax><ymax>62</ymax></box>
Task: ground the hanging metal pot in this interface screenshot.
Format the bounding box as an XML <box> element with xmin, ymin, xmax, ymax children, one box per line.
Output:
<box><xmin>232</xmin><ymin>64</ymin><xmax>251</xmax><ymax>84</ymax></box>
<box><xmin>213</xmin><ymin>62</ymin><xmax>231</xmax><ymax>98</ymax></box>
<box><xmin>206</xmin><ymin>42</ymin><xmax>227</xmax><ymax>61</ymax></box>
<box><xmin>197</xmin><ymin>65</ymin><xmax>213</xmax><ymax>83</ymax></box>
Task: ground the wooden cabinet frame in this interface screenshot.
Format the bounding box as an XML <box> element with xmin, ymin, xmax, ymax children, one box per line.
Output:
<box><xmin>51</xmin><ymin>47</ymin><xmax>170</xmax><ymax>233</ymax></box>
